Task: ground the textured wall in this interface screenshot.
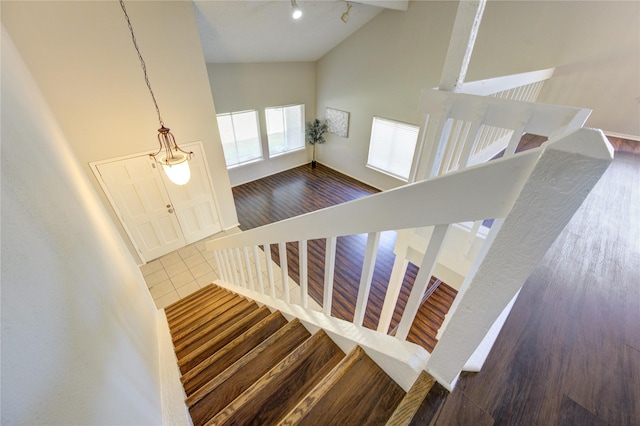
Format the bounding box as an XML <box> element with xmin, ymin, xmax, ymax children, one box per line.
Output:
<box><xmin>1</xmin><ymin>28</ymin><xmax>162</xmax><ymax>425</ymax></box>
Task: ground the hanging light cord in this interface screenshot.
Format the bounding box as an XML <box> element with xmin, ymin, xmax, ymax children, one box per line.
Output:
<box><xmin>119</xmin><ymin>0</ymin><xmax>164</xmax><ymax>128</ymax></box>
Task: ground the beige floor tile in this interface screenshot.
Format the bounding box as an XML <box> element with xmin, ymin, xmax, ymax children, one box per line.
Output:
<box><xmin>196</xmin><ymin>270</ymin><xmax>219</xmax><ymax>287</ymax></box>
<box><xmin>155</xmin><ymin>291</ymin><xmax>180</xmax><ymax>310</ymax></box>
<box><xmin>165</xmin><ymin>260</ymin><xmax>188</xmax><ymax>278</ymax></box>
<box><xmin>184</xmin><ymin>252</ymin><xmax>206</xmax><ymax>269</ymax></box>
<box><xmin>194</xmin><ymin>239</ymin><xmax>207</xmax><ymax>252</ymax></box>
<box><xmin>140</xmin><ymin>259</ymin><xmax>163</xmax><ymax>277</ymax></box>
<box><xmin>190</xmin><ymin>261</ymin><xmax>213</xmax><ymax>279</ymax></box>
<box><xmin>178</xmin><ymin>244</ymin><xmax>199</xmax><ymax>259</ymax></box>
<box><xmin>201</xmin><ymin>249</ymin><xmax>215</xmax><ymax>260</ymax></box>
<box><xmin>176</xmin><ymin>281</ymin><xmax>200</xmax><ymax>298</ymax></box>
<box><xmin>171</xmin><ymin>270</ymin><xmax>196</xmax><ymax>288</ymax></box>
<box><xmin>159</xmin><ymin>251</ymin><xmax>182</xmax><ymax>268</ymax></box>
<box><xmin>145</xmin><ymin>269</ymin><xmax>169</xmax><ymax>288</ymax></box>
<box><xmin>149</xmin><ymin>279</ymin><xmax>175</xmax><ymax>299</ymax></box>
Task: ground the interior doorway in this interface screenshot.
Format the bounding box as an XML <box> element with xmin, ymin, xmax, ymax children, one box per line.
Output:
<box><xmin>92</xmin><ymin>141</ymin><xmax>222</xmax><ymax>262</ymax></box>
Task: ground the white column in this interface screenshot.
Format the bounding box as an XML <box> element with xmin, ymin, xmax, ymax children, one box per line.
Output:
<box><xmin>439</xmin><ymin>0</ymin><xmax>486</xmax><ymax>92</ymax></box>
<box><xmin>426</xmin><ymin>129</ymin><xmax>613</xmax><ymax>389</ymax></box>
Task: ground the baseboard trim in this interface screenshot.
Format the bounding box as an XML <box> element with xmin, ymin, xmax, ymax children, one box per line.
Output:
<box><xmin>604</xmin><ymin>131</ymin><xmax>640</xmax><ymax>142</ymax></box>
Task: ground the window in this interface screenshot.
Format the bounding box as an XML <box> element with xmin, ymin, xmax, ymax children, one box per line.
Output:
<box><xmin>216</xmin><ymin>110</ymin><xmax>262</xmax><ymax>168</ymax></box>
<box><xmin>265</xmin><ymin>104</ymin><xmax>305</xmax><ymax>157</ymax></box>
<box><xmin>366</xmin><ymin>117</ymin><xmax>419</xmax><ymax>181</ymax></box>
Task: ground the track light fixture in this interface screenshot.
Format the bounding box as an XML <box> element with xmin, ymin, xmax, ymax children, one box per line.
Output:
<box><xmin>291</xmin><ymin>0</ymin><xmax>303</xmax><ymax>19</ymax></box>
<box><xmin>119</xmin><ymin>0</ymin><xmax>193</xmax><ymax>185</ymax></box>
<box><xmin>341</xmin><ymin>1</ymin><xmax>352</xmax><ymax>23</ymax></box>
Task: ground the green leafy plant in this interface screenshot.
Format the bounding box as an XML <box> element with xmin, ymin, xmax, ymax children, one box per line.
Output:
<box><xmin>305</xmin><ymin>119</ymin><xmax>328</xmax><ymax>167</ymax></box>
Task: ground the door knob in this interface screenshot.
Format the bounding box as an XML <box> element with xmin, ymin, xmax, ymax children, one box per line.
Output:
<box><xmin>168</xmin><ymin>208</ymin><xmax>174</xmax><ymax>213</ymax></box>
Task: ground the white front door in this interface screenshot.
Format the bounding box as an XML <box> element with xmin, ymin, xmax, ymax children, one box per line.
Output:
<box><xmin>97</xmin><ymin>155</ymin><xmax>187</xmax><ymax>261</ymax></box>
<box><xmin>161</xmin><ymin>142</ymin><xmax>222</xmax><ymax>244</ymax></box>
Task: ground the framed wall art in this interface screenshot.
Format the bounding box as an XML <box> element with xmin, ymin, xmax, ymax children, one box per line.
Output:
<box><xmin>326</xmin><ymin>107</ymin><xmax>350</xmax><ymax>138</ymax></box>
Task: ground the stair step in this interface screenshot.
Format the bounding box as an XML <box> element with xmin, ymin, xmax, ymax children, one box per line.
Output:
<box><xmin>164</xmin><ymin>284</ymin><xmax>220</xmax><ymax>318</ymax></box>
<box><xmin>385</xmin><ymin>371</ymin><xmax>436</xmax><ymax>426</ymax></box>
<box><xmin>174</xmin><ymin>299</ymin><xmax>258</xmax><ymax>356</ymax></box>
<box><xmin>278</xmin><ymin>346</ymin><xmax>405</xmax><ymax>425</ymax></box>
<box><xmin>177</xmin><ymin>305</ymin><xmax>271</xmax><ymax>374</ymax></box>
<box><xmin>165</xmin><ymin>286</ymin><xmax>226</xmax><ymax>323</ymax></box>
<box><xmin>171</xmin><ymin>296</ymin><xmax>252</xmax><ymax>343</ymax></box>
<box><xmin>181</xmin><ymin>310</ymin><xmax>288</xmax><ymax>396</ymax></box>
<box><xmin>208</xmin><ymin>330</ymin><xmax>345</xmax><ymax>426</ymax></box>
<box><xmin>169</xmin><ymin>292</ymin><xmax>241</xmax><ymax>336</ymax></box>
<box><xmin>187</xmin><ymin>319</ymin><xmax>311</xmax><ymax>426</ymax></box>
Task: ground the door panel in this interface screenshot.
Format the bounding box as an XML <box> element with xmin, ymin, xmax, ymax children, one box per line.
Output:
<box><xmin>98</xmin><ymin>155</ymin><xmax>187</xmax><ymax>261</ymax></box>
<box><xmin>162</xmin><ymin>143</ymin><xmax>222</xmax><ymax>244</ymax></box>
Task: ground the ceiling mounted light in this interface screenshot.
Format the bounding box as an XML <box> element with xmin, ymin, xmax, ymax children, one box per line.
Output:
<box><xmin>119</xmin><ymin>0</ymin><xmax>193</xmax><ymax>185</ymax></box>
<box><xmin>291</xmin><ymin>0</ymin><xmax>303</xmax><ymax>19</ymax></box>
<box><xmin>341</xmin><ymin>2</ymin><xmax>352</xmax><ymax>23</ymax></box>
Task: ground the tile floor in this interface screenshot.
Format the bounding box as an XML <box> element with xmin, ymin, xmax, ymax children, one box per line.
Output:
<box><xmin>140</xmin><ymin>229</ymin><xmax>322</xmax><ymax>312</ymax></box>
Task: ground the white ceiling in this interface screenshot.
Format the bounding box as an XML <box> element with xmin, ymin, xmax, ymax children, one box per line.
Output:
<box><xmin>193</xmin><ymin>1</ymin><xmax>407</xmax><ymax>63</ymax></box>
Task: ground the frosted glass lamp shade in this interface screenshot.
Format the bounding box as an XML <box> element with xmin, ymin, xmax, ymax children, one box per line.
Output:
<box><xmin>159</xmin><ymin>153</ymin><xmax>191</xmax><ymax>185</ymax></box>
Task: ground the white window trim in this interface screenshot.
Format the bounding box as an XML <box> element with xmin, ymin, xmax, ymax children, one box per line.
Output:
<box><xmin>366</xmin><ymin>116</ymin><xmax>419</xmax><ymax>182</ymax></box>
<box><xmin>216</xmin><ymin>110</ymin><xmax>263</xmax><ymax>168</ymax></box>
<box><xmin>265</xmin><ymin>104</ymin><xmax>306</xmax><ymax>158</ymax></box>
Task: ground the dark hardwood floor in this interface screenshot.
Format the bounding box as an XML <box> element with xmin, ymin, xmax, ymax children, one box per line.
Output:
<box><xmin>232</xmin><ymin>164</ymin><xmax>452</xmax><ymax>351</ymax></box>
<box><xmin>427</xmin><ymin>148</ymin><xmax>640</xmax><ymax>424</ymax></box>
<box><xmin>232</xmin><ymin>136</ymin><xmax>639</xmax><ymax>424</ymax></box>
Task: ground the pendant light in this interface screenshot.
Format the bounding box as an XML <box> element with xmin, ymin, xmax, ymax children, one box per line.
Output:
<box><xmin>291</xmin><ymin>0</ymin><xmax>303</xmax><ymax>19</ymax></box>
<box><xmin>119</xmin><ymin>0</ymin><xmax>193</xmax><ymax>185</ymax></box>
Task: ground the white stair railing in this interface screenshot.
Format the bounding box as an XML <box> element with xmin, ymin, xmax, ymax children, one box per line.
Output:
<box><xmin>382</xmin><ymin>89</ymin><xmax>592</xmax><ymax>335</ymax></box>
<box><xmin>206</xmin><ymin>102</ymin><xmax>612</xmax><ymax>388</ymax></box>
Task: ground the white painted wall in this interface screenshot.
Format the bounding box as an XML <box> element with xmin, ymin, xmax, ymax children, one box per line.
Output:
<box><xmin>316</xmin><ymin>1</ymin><xmax>458</xmax><ymax>190</ymax></box>
<box><xmin>1</xmin><ymin>28</ymin><xmax>162</xmax><ymax>425</ymax></box>
<box><xmin>466</xmin><ymin>0</ymin><xmax>640</xmax><ymax>139</ymax></box>
<box><xmin>207</xmin><ymin>62</ymin><xmax>317</xmax><ymax>186</ymax></box>
<box><xmin>2</xmin><ymin>1</ymin><xmax>239</xmax><ymax>263</ymax></box>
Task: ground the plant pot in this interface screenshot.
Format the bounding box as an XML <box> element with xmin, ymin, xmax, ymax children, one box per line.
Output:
<box><xmin>311</xmin><ymin>160</ymin><xmax>317</xmax><ymax>169</ymax></box>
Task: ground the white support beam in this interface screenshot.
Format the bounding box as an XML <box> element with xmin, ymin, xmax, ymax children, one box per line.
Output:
<box><xmin>439</xmin><ymin>0</ymin><xmax>486</xmax><ymax>92</ymax></box>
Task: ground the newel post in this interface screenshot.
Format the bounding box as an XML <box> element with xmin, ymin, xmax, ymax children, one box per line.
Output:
<box><xmin>426</xmin><ymin>128</ymin><xmax>613</xmax><ymax>389</ymax></box>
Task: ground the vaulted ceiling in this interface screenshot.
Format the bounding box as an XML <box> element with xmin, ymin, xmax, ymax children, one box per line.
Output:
<box><xmin>193</xmin><ymin>0</ymin><xmax>408</xmax><ymax>63</ymax></box>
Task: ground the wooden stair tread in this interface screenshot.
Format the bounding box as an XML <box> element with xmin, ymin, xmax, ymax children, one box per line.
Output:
<box><xmin>181</xmin><ymin>310</ymin><xmax>288</xmax><ymax>396</ymax></box>
<box><xmin>188</xmin><ymin>319</ymin><xmax>311</xmax><ymax>426</ymax></box>
<box><xmin>165</xmin><ymin>285</ymin><xmax>224</xmax><ymax>320</ymax></box>
<box><xmin>170</xmin><ymin>295</ymin><xmax>251</xmax><ymax>343</ymax></box>
<box><xmin>207</xmin><ymin>330</ymin><xmax>345</xmax><ymax>426</ymax></box>
<box><xmin>165</xmin><ymin>285</ymin><xmax>426</xmax><ymax>425</ymax></box>
<box><xmin>174</xmin><ymin>302</ymin><xmax>258</xmax><ymax>360</ymax></box>
<box><xmin>386</xmin><ymin>371</ymin><xmax>436</xmax><ymax>426</ymax></box>
<box><xmin>279</xmin><ymin>346</ymin><xmax>405</xmax><ymax>425</ymax></box>
<box><xmin>178</xmin><ymin>304</ymin><xmax>269</xmax><ymax>375</ymax></box>
<box><xmin>169</xmin><ymin>292</ymin><xmax>242</xmax><ymax>336</ymax></box>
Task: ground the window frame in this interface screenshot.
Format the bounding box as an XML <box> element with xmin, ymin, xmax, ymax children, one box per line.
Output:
<box><xmin>264</xmin><ymin>104</ymin><xmax>306</xmax><ymax>158</ymax></box>
<box><xmin>216</xmin><ymin>109</ymin><xmax>263</xmax><ymax>169</ymax></box>
<box><xmin>366</xmin><ymin>116</ymin><xmax>420</xmax><ymax>182</ymax></box>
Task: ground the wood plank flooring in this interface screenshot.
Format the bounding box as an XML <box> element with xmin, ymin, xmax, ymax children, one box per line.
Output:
<box><xmin>430</xmin><ymin>149</ymin><xmax>640</xmax><ymax>424</ymax></box>
<box><xmin>232</xmin><ymin>164</ymin><xmax>454</xmax><ymax>351</ymax></box>
<box><xmin>232</xmin><ymin>135</ymin><xmax>639</xmax><ymax>424</ymax></box>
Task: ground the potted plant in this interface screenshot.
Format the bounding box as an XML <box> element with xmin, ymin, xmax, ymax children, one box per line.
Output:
<box><xmin>305</xmin><ymin>118</ymin><xmax>328</xmax><ymax>169</ymax></box>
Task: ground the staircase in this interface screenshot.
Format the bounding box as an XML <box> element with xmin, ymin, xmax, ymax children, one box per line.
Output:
<box><xmin>165</xmin><ymin>284</ymin><xmax>436</xmax><ymax>425</ymax></box>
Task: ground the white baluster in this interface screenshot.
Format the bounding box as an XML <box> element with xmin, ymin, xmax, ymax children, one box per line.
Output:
<box><xmin>213</xmin><ymin>250</ymin><xmax>224</xmax><ymax>282</ymax></box>
<box><xmin>323</xmin><ymin>236</ymin><xmax>337</xmax><ymax>316</ymax></box>
<box><xmin>354</xmin><ymin>232</ymin><xmax>381</xmax><ymax>327</ymax></box>
<box><xmin>279</xmin><ymin>242</ymin><xmax>290</xmax><ymax>303</ymax></box>
<box><xmin>264</xmin><ymin>243</ymin><xmax>276</xmax><ymax>298</ymax></box>
<box><xmin>253</xmin><ymin>245</ymin><xmax>265</xmax><ymax>295</ymax></box>
<box><xmin>396</xmin><ymin>224</ymin><xmax>449</xmax><ymax>340</ymax></box>
<box><xmin>243</xmin><ymin>247</ymin><xmax>255</xmax><ymax>291</ymax></box>
<box><xmin>235</xmin><ymin>247</ymin><xmax>246</xmax><ymax>288</ymax></box>
<box><xmin>228</xmin><ymin>248</ymin><xmax>240</xmax><ymax>286</ymax></box>
<box><xmin>299</xmin><ymin>240</ymin><xmax>308</xmax><ymax>309</ymax></box>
